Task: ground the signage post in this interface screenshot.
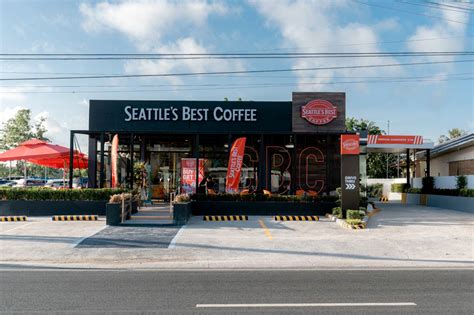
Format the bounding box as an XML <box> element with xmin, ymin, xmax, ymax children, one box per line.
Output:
<box><xmin>340</xmin><ymin>134</ymin><xmax>360</xmax><ymax>218</ymax></box>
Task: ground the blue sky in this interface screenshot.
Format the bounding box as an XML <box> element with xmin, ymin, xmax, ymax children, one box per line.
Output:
<box><xmin>0</xmin><ymin>0</ymin><xmax>472</xmax><ymax>149</ymax></box>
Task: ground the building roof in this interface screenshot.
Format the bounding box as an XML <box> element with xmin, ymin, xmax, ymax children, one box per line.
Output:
<box><xmin>431</xmin><ymin>133</ymin><xmax>474</xmax><ymax>158</ymax></box>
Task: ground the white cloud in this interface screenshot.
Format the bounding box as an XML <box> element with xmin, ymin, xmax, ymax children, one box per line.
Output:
<box><xmin>80</xmin><ymin>0</ymin><xmax>242</xmax><ymax>83</ymax></box>
<box><xmin>0</xmin><ymin>106</ymin><xmax>26</xmax><ymax>126</ymax></box>
<box><xmin>80</xmin><ymin>0</ymin><xmax>228</xmax><ymax>50</ymax></box>
<box><xmin>124</xmin><ymin>37</ymin><xmax>245</xmax><ymax>84</ymax></box>
<box><xmin>407</xmin><ymin>7</ymin><xmax>470</xmax><ymax>55</ymax></box>
<box><xmin>249</xmin><ymin>0</ymin><xmax>401</xmax><ymax>90</ymax></box>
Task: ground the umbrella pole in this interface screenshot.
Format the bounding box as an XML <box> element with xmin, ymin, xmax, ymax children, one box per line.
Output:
<box><xmin>24</xmin><ymin>160</ymin><xmax>27</xmax><ymax>179</ymax></box>
<box><xmin>8</xmin><ymin>161</ymin><xmax>11</xmax><ymax>180</ymax></box>
<box><xmin>63</xmin><ymin>160</ymin><xmax>66</xmax><ymax>188</ymax></box>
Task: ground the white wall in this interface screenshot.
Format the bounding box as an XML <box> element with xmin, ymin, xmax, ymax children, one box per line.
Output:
<box><xmin>412</xmin><ymin>175</ymin><xmax>474</xmax><ymax>189</ymax></box>
<box><xmin>430</xmin><ymin>146</ymin><xmax>474</xmax><ymax>176</ymax></box>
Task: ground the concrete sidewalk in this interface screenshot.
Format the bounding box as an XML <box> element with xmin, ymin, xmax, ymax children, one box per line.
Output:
<box><xmin>0</xmin><ymin>203</ymin><xmax>472</xmax><ymax>269</ymax></box>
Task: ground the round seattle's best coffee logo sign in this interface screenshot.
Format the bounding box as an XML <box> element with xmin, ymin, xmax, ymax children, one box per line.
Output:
<box><xmin>301</xmin><ymin>99</ymin><xmax>337</xmax><ymax>125</ymax></box>
<box><xmin>342</xmin><ymin>138</ymin><xmax>358</xmax><ymax>151</ymax></box>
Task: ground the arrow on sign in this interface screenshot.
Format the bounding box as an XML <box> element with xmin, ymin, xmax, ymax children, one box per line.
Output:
<box><xmin>345</xmin><ymin>183</ymin><xmax>356</xmax><ymax>190</ymax></box>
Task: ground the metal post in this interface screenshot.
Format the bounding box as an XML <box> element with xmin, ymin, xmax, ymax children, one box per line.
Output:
<box><xmin>406</xmin><ymin>149</ymin><xmax>410</xmax><ymax>188</ymax></box>
<box><xmin>195</xmin><ymin>134</ymin><xmax>200</xmax><ymax>196</ymax></box>
<box><xmin>426</xmin><ymin>149</ymin><xmax>431</xmax><ymax>177</ymax></box>
<box><xmin>69</xmin><ymin>132</ymin><xmax>74</xmax><ymax>189</ymax></box>
<box><xmin>99</xmin><ymin>133</ymin><xmax>105</xmax><ymax>188</ymax></box>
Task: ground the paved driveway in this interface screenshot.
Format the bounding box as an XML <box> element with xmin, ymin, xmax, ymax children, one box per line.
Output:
<box><xmin>0</xmin><ymin>203</ymin><xmax>472</xmax><ymax>269</ymax></box>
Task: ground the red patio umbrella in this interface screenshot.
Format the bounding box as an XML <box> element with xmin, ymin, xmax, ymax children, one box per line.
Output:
<box><xmin>27</xmin><ymin>151</ymin><xmax>88</xmax><ymax>169</ymax></box>
<box><xmin>0</xmin><ymin>139</ymin><xmax>69</xmax><ymax>161</ymax></box>
<box><xmin>0</xmin><ymin>138</ymin><xmax>88</xmax><ymax>169</ymax></box>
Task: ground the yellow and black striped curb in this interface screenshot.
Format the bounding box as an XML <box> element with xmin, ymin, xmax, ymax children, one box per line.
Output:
<box><xmin>203</xmin><ymin>215</ymin><xmax>248</xmax><ymax>221</ymax></box>
<box><xmin>340</xmin><ymin>220</ymin><xmax>366</xmax><ymax>230</ymax></box>
<box><xmin>275</xmin><ymin>215</ymin><xmax>319</xmax><ymax>221</ymax></box>
<box><xmin>52</xmin><ymin>215</ymin><xmax>98</xmax><ymax>221</ymax></box>
<box><xmin>379</xmin><ymin>196</ymin><xmax>389</xmax><ymax>202</ymax></box>
<box><xmin>0</xmin><ymin>216</ymin><xmax>27</xmax><ymax>222</ymax></box>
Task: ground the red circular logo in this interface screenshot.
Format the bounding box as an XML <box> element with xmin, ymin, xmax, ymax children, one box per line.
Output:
<box><xmin>301</xmin><ymin>99</ymin><xmax>337</xmax><ymax>125</ymax></box>
<box><xmin>343</xmin><ymin>139</ymin><xmax>358</xmax><ymax>151</ymax></box>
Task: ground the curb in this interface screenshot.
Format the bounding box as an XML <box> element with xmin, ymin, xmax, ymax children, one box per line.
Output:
<box><xmin>52</xmin><ymin>215</ymin><xmax>98</xmax><ymax>221</ymax></box>
<box><xmin>0</xmin><ymin>216</ymin><xmax>27</xmax><ymax>222</ymax></box>
<box><xmin>203</xmin><ymin>215</ymin><xmax>248</xmax><ymax>221</ymax></box>
<box><xmin>274</xmin><ymin>215</ymin><xmax>319</xmax><ymax>221</ymax></box>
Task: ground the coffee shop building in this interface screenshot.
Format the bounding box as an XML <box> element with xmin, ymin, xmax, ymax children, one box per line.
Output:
<box><xmin>72</xmin><ymin>92</ymin><xmax>349</xmax><ymax>200</ymax></box>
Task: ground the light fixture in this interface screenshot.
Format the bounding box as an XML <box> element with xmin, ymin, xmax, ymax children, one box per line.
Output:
<box><xmin>285</xmin><ymin>136</ymin><xmax>294</xmax><ymax>149</ymax></box>
<box><xmin>224</xmin><ymin>143</ymin><xmax>229</xmax><ymax>148</ymax></box>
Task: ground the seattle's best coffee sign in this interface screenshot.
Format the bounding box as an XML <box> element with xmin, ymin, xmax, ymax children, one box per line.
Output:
<box><xmin>124</xmin><ymin>105</ymin><xmax>257</xmax><ymax>122</ymax></box>
<box><xmin>301</xmin><ymin>99</ymin><xmax>337</xmax><ymax>125</ymax></box>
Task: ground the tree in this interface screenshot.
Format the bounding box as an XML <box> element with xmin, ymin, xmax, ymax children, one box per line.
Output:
<box><xmin>0</xmin><ymin>109</ymin><xmax>59</xmax><ymax>178</ymax></box>
<box><xmin>345</xmin><ymin>117</ymin><xmax>398</xmax><ymax>178</ymax></box>
<box><xmin>438</xmin><ymin>128</ymin><xmax>468</xmax><ymax>144</ymax></box>
<box><xmin>0</xmin><ymin>109</ymin><xmax>48</xmax><ymax>150</ymax></box>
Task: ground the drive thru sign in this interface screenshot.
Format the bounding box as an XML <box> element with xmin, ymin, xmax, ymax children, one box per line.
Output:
<box><xmin>340</xmin><ymin>134</ymin><xmax>360</xmax><ymax>213</ymax></box>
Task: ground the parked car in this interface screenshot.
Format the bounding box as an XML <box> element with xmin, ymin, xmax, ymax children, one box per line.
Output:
<box><xmin>0</xmin><ymin>179</ymin><xmax>16</xmax><ymax>187</ymax></box>
<box><xmin>72</xmin><ymin>177</ymin><xmax>88</xmax><ymax>189</ymax></box>
<box><xmin>13</xmin><ymin>178</ymin><xmax>46</xmax><ymax>187</ymax></box>
<box><xmin>44</xmin><ymin>179</ymin><xmax>67</xmax><ymax>189</ymax></box>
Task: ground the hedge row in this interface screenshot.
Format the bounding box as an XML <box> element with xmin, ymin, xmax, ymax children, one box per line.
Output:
<box><xmin>192</xmin><ymin>193</ymin><xmax>339</xmax><ymax>203</ymax></box>
<box><xmin>391</xmin><ymin>183</ymin><xmax>408</xmax><ymax>193</ymax></box>
<box><xmin>0</xmin><ymin>188</ymin><xmax>127</xmax><ymax>201</ymax></box>
<box><xmin>406</xmin><ymin>188</ymin><xmax>474</xmax><ymax>197</ymax></box>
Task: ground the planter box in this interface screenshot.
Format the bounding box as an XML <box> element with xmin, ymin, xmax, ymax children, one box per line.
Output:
<box><xmin>0</xmin><ymin>200</ymin><xmax>107</xmax><ymax>216</ymax></box>
<box><xmin>192</xmin><ymin>201</ymin><xmax>335</xmax><ymax>216</ymax></box>
<box><xmin>404</xmin><ymin>193</ymin><xmax>473</xmax><ymax>213</ymax></box>
<box><xmin>106</xmin><ymin>203</ymin><xmax>122</xmax><ymax>226</ymax></box>
<box><xmin>173</xmin><ymin>202</ymin><xmax>193</xmax><ymax>225</ymax></box>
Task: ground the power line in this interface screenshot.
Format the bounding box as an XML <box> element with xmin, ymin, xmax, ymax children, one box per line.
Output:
<box><xmin>1</xmin><ymin>59</ymin><xmax>472</xmax><ymax>81</ymax></box>
<box><xmin>0</xmin><ymin>77</ymin><xmax>471</xmax><ymax>94</ymax></box>
<box><xmin>397</xmin><ymin>0</ymin><xmax>474</xmax><ymax>14</ymax></box>
<box><xmin>2</xmin><ymin>73</ymin><xmax>472</xmax><ymax>89</ymax></box>
<box><xmin>427</xmin><ymin>1</ymin><xmax>474</xmax><ymax>13</ymax></box>
<box><xmin>351</xmin><ymin>0</ymin><xmax>470</xmax><ymax>24</ymax></box>
<box><xmin>0</xmin><ymin>52</ymin><xmax>472</xmax><ymax>61</ymax></box>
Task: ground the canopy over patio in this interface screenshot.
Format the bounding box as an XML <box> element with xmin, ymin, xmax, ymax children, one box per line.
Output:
<box><xmin>0</xmin><ymin>138</ymin><xmax>88</xmax><ymax>170</ymax></box>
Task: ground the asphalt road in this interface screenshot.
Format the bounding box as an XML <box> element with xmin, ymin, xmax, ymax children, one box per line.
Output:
<box><xmin>0</xmin><ymin>268</ymin><xmax>473</xmax><ymax>314</ymax></box>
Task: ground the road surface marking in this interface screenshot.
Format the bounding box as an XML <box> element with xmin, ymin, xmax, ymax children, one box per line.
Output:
<box><xmin>72</xmin><ymin>225</ymin><xmax>107</xmax><ymax>248</ymax></box>
<box><xmin>168</xmin><ymin>224</ymin><xmax>187</xmax><ymax>249</ymax></box>
<box><xmin>258</xmin><ymin>219</ymin><xmax>273</xmax><ymax>240</ymax></box>
<box><xmin>196</xmin><ymin>302</ymin><xmax>417</xmax><ymax>308</ymax></box>
<box><xmin>1</xmin><ymin>222</ymin><xmax>36</xmax><ymax>233</ymax></box>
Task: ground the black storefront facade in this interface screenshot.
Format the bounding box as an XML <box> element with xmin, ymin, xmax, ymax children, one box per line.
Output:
<box><xmin>71</xmin><ymin>92</ymin><xmax>349</xmax><ymax>201</ymax></box>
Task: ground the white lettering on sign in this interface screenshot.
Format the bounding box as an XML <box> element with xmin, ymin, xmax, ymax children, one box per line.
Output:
<box><xmin>124</xmin><ymin>106</ymin><xmax>257</xmax><ymax>122</ymax></box>
<box><xmin>345</xmin><ymin>176</ymin><xmax>356</xmax><ymax>190</ymax></box>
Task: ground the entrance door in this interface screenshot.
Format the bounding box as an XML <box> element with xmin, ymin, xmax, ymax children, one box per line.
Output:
<box><xmin>147</xmin><ymin>136</ymin><xmax>192</xmax><ymax>201</ymax></box>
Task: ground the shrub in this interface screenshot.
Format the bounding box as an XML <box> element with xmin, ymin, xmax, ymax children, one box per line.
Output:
<box><xmin>366</xmin><ymin>184</ymin><xmax>383</xmax><ymax>198</ymax></box>
<box><xmin>174</xmin><ymin>193</ymin><xmax>191</xmax><ymax>203</ymax></box>
<box><xmin>391</xmin><ymin>183</ymin><xmax>408</xmax><ymax>193</ymax></box>
<box><xmin>0</xmin><ymin>188</ymin><xmax>126</xmax><ymax>201</ymax></box>
<box><xmin>109</xmin><ymin>193</ymin><xmax>133</xmax><ymax>203</ymax></box>
<box><xmin>421</xmin><ymin>176</ymin><xmax>435</xmax><ymax>193</ymax></box>
<box><xmin>460</xmin><ymin>189</ymin><xmax>474</xmax><ymax>197</ymax></box>
<box><xmin>456</xmin><ymin>175</ymin><xmax>468</xmax><ymax>190</ymax></box>
<box><xmin>359</xmin><ymin>196</ymin><xmax>368</xmax><ymax>208</ymax></box>
<box><xmin>332</xmin><ymin>207</ymin><xmax>342</xmax><ymax>219</ymax></box>
<box><xmin>346</xmin><ymin>209</ymin><xmax>361</xmax><ymax>220</ymax></box>
<box><xmin>346</xmin><ymin>219</ymin><xmax>362</xmax><ymax>225</ymax></box>
<box><xmin>407</xmin><ymin>188</ymin><xmax>422</xmax><ymax>194</ymax></box>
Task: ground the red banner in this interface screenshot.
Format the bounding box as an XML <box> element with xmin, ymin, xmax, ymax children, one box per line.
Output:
<box><xmin>111</xmin><ymin>134</ymin><xmax>119</xmax><ymax>188</ymax></box>
<box><xmin>181</xmin><ymin>158</ymin><xmax>205</xmax><ymax>194</ymax></box>
<box><xmin>368</xmin><ymin>135</ymin><xmax>423</xmax><ymax>145</ymax></box>
<box><xmin>226</xmin><ymin>137</ymin><xmax>246</xmax><ymax>193</ymax></box>
<box><xmin>340</xmin><ymin>134</ymin><xmax>360</xmax><ymax>155</ymax></box>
